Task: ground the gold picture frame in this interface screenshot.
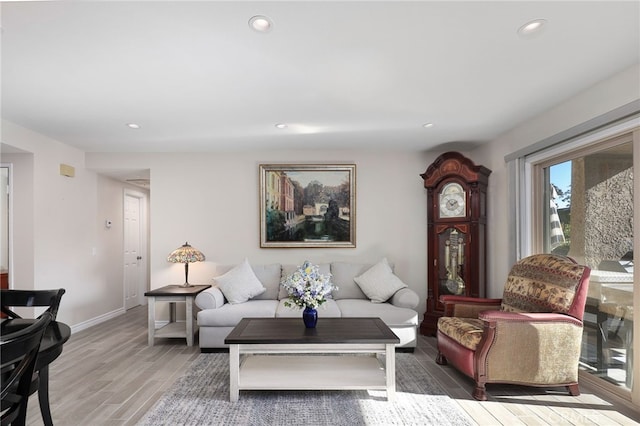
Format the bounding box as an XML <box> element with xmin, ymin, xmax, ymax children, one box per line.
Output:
<box><xmin>259</xmin><ymin>164</ymin><xmax>356</xmax><ymax>248</ymax></box>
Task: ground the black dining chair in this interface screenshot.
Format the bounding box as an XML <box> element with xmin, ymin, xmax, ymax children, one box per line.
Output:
<box><xmin>1</xmin><ymin>289</ymin><xmax>65</xmax><ymax>426</ymax></box>
<box><xmin>1</xmin><ymin>289</ymin><xmax>65</xmax><ymax>321</ymax></box>
<box><xmin>1</xmin><ymin>312</ymin><xmax>53</xmax><ymax>426</ymax></box>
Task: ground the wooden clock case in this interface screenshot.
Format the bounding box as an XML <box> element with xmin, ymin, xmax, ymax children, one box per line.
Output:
<box><xmin>419</xmin><ymin>152</ymin><xmax>491</xmax><ymax>336</ymax></box>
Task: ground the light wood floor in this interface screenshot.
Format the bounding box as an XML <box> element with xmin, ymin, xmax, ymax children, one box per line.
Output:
<box><xmin>25</xmin><ymin>306</ymin><xmax>640</xmax><ymax>425</ymax></box>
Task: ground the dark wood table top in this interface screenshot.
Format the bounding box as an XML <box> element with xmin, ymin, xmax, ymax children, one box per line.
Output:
<box><xmin>144</xmin><ymin>284</ymin><xmax>211</xmax><ymax>297</ymax></box>
<box><xmin>225</xmin><ymin>317</ymin><xmax>400</xmax><ymax>345</ymax></box>
<box><xmin>1</xmin><ymin>319</ymin><xmax>71</xmax><ymax>368</ymax></box>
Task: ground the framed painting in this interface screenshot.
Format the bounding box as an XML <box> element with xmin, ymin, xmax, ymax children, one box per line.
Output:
<box><xmin>259</xmin><ymin>164</ymin><xmax>356</xmax><ymax>248</ymax></box>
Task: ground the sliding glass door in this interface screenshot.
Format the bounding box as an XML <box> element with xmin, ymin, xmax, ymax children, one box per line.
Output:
<box><xmin>540</xmin><ymin>136</ymin><xmax>634</xmax><ymax>390</ymax></box>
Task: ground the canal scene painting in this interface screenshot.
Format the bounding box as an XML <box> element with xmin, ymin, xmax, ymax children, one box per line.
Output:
<box><xmin>260</xmin><ymin>164</ymin><xmax>356</xmax><ymax>248</ymax></box>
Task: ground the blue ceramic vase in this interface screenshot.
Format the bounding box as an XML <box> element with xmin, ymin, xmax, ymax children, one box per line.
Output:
<box><xmin>302</xmin><ymin>306</ymin><xmax>318</xmax><ymax>328</ymax></box>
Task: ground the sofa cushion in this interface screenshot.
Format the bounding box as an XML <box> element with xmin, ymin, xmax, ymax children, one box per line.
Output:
<box><xmin>250</xmin><ymin>263</ymin><xmax>282</xmax><ymax>300</ymax></box>
<box><xmin>197</xmin><ymin>300</ymin><xmax>279</xmax><ymax>327</ymax></box>
<box><xmin>214</xmin><ymin>258</ymin><xmax>266</xmax><ymax>304</ymax></box>
<box><xmin>329</xmin><ymin>262</ymin><xmax>370</xmax><ymax>300</ymax></box>
<box><xmin>213</xmin><ymin>262</ymin><xmax>282</xmax><ymax>300</ymax></box>
<box><xmin>275</xmin><ymin>298</ymin><xmax>342</xmax><ymax>318</ymax></box>
<box><xmin>335</xmin><ymin>299</ymin><xmax>418</xmax><ymax>326</ymax></box>
<box><xmin>354</xmin><ymin>258</ymin><xmax>408</xmax><ymax>303</ymax></box>
<box><xmin>278</xmin><ymin>263</ymin><xmax>331</xmax><ymax>300</ymax></box>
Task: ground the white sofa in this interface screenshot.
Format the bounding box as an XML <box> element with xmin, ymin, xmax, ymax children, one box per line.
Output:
<box><xmin>195</xmin><ymin>260</ymin><xmax>420</xmax><ymax>350</ymax></box>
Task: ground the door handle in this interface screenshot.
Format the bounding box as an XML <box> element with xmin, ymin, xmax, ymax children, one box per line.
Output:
<box><xmin>137</xmin><ymin>256</ymin><xmax>142</xmax><ymax>260</ymax></box>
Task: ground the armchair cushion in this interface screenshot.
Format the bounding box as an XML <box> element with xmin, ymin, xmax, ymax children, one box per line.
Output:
<box><xmin>501</xmin><ymin>254</ymin><xmax>587</xmax><ymax>315</ymax></box>
<box><xmin>437</xmin><ymin>317</ymin><xmax>484</xmax><ymax>350</ymax></box>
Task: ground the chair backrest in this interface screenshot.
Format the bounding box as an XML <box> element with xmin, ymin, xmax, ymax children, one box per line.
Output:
<box><xmin>1</xmin><ymin>312</ymin><xmax>52</xmax><ymax>425</ymax></box>
<box><xmin>501</xmin><ymin>254</ymin><xmax>591</xmax><ymax>321</ymax></box>
<box><xmin>1</xmin><ymin>289</ymin><xmax>65</xmax><ymax>320</ymax></box>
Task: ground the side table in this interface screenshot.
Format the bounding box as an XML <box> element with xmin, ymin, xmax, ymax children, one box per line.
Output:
<box><xmin>144</xmin><ymin>284</ymin><xmax>211</xmax><ymax>346</ymax></box>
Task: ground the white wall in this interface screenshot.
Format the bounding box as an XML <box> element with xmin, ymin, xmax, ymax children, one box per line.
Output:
<box><xmin>474</xmin><ymin>64</ymin><xmax>640</xmax><ymax>297</ymax></box>
<box><xmin>87</xmin><ymin>150</ymin><xmax>434</xmax><ymax>319</ymax></box>
<box><xmin>0</xmin><ymin>121</ymin><xmax>148</xmax><ymax>329</ymax></box>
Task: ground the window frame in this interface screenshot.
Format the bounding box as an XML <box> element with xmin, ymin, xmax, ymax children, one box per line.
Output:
<box><xmin>517</xmin><ymin>118</ymin><xmax>639</xmax><ymax>258</ymax></box>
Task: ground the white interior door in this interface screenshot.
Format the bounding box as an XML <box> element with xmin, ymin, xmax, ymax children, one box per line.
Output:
<box><xmin>124</xmin><ymin>190</ymin><xmax>146</xmax><ymax>310</ymax></box>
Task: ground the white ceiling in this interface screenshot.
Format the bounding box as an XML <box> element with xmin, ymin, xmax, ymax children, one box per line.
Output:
<box><xmin>1</xmin><ymin>1</ymin><xmax>639</xmax><ymax>154</ymax></box>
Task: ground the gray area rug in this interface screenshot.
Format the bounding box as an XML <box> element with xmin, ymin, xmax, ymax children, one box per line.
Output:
<box><xmin>137</xmin><ymin>353</ymin><xmax>474</xmax><ymax>426</ymax></box>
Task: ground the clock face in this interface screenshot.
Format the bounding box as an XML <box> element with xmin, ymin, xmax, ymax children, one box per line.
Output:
<box><xmin>439</xmin><ymin>183</ymin><xmax>466</xmax><ymax>218</ymax></box>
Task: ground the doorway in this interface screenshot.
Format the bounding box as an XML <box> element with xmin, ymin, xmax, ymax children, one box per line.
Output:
<box><xmin>123</xmin><ymin>189</ymin><xmax>148</xmax><ymax>310</ymax></box>
<box><xmin>1</xmin><ymin>165</ymin><xmax>11</xmax><ymax>290</ymax></box>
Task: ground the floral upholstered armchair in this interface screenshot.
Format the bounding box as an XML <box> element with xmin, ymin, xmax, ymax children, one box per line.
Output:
<box><xmin>436</xmin><ymin>254</ymin><xmax>591</xmax><ymax>401</ymax></box>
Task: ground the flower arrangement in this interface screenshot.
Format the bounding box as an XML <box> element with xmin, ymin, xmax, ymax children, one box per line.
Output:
<box><xmin>281</xmin><ymin>261</ymin><xmax>337</xmax><ymax>310</ymax></box>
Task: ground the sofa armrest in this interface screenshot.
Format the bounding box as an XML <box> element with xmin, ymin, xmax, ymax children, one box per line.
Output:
<box><xmin>195</xmin><ymin>287</ymin><xmax>225</xmax><ymax>310</ymax></box>
<box><xmin>389</xmin><ymin>287</ymin><xmax>419</xmax><ymax>309</ymax></box>
<box><xmin>440</xmin><ymin>295</ymin><xmax>502</xmax><ymax>318</ymax></box>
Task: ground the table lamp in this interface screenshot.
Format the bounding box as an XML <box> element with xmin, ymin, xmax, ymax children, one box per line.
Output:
<box><xmin>167</xmin><ymin>242</ymin><xmax>205</xmax><ymax>287</ymax></box>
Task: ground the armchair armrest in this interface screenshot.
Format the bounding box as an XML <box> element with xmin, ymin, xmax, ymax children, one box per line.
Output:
<box><xmin>440</xmin><ymin>295</ymin><xmax>502</xmax><ymax>318</ymax></box>
<box><xmin>389</xmin><ymin>287</ymin><xmax>419</xmax><ymax>309</ymax></box>
<box><xmin>195</xmin><ymin>287</ymin><xmax>225</xmax><ymax>310</ymax></box>
<box><xmin>478</xmin><ymin>310</ymin><xmax>583</xmax><ymax>327</ymax></box>
<box><xmin>476</xmin><ymin>310</ymin><xmax>585</xmax><ymax>386</ymax></box>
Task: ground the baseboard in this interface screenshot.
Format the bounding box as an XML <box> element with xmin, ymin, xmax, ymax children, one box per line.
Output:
<box><xmin>70</xmin><ymin>307</ymin><xmax>126</xmax><ymax>333</ymax></box>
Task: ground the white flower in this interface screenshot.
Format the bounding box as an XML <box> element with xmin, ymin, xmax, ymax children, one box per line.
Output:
<box><xmin>281</xmin><ymin>261</ymin><xmax>337</xmax><ymax>309</ymax></box>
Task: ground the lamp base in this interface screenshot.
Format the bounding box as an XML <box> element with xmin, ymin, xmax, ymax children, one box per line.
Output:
<box><xmin>181</xmin><ymin>282</ymin><xmax>193</xmax><ymax>288</ymax></box>
<box><xmin>182</xmin><ymin>263</ymin><xmax>193</xmax><ymax>287</ymax></box>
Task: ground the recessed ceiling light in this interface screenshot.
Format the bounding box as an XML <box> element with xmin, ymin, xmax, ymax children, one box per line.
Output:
<box><xmin>249</xmin><ymin>15</ymin><xmax>272</xmax><ymax>33</ymax></box>
<box><xmin>518</xmin><ymin>19</ymin><xmax>547</xmax><ymax>37</ymax></box>
<box><xmin>423</xmin><ymin>123</ymin><xmax>434</xmax><ymax>128</ymax></box>
<box><xmin>275</xmin><ymin>123</ymin><xmax>288</xmax><ymax>129</ymax></box>
<box><xmin>127</xmin><ymin>123</ymin><xmax>141</xmax><ymax>129</ymax></box>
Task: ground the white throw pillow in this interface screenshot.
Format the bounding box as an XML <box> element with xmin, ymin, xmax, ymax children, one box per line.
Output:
<box><xmin>353</xmin><ymin>258</ymin><xmax>408</xmax><ymax>303</ymax></box>
<box><xmin>214</xmin><ymin>258</ymin><xmax>266</xmax><ymax>304</ymax></box>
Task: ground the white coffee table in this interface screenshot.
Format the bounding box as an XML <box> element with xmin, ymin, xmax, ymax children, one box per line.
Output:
<box><xmin>224</xmin><ymin>317</ymin><xmax>400</xmax><ymax>402</ymax></box>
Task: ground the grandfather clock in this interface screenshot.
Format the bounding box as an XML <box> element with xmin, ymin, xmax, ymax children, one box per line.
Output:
<box><xmin>419</xmin><ymin>152</ymin><xmax>491</xmax><ymax>336</ymax></box>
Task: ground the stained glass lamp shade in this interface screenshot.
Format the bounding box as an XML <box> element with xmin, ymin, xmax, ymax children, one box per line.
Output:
<box><xmin>167</xmin><ymin>242</ymin><xmax>205</xmax><ymax>287</ymax></box>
